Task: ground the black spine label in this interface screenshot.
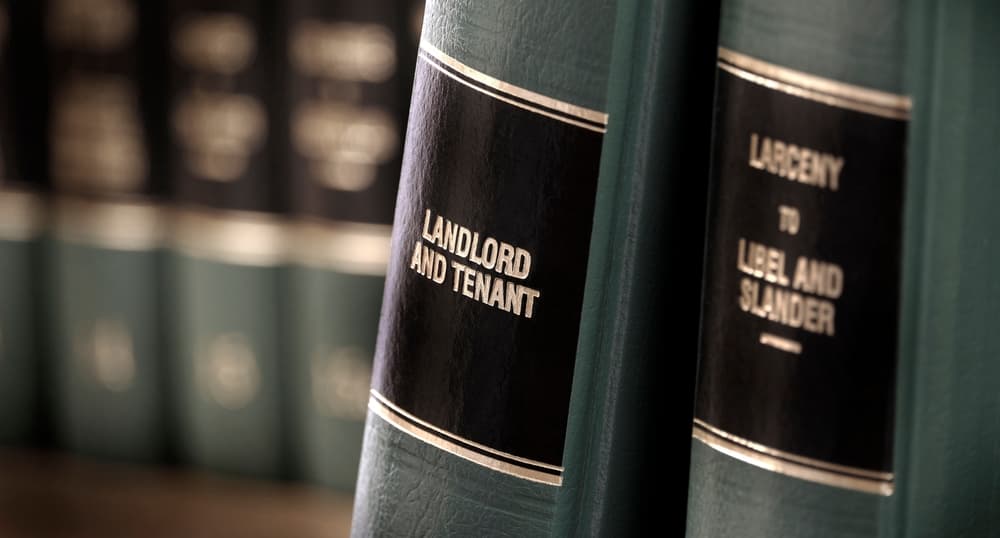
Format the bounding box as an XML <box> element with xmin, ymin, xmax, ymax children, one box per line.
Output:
<box><xmin>370</xmin><ymin>44</ymin><xmax>605</xmax><ymax>484</ymax></box>
<box><xmin>169</xmin><ymin>2</ymin><xmax>275</xmax><ymax>213</ymax></box>
<box><xmin>48</xmin><ymin>0</ymin><xmax>156</xmax><ymax>197</ymax></box>
<box><xmin>693</xmin><ymin>49</ymin><xmax>908</xmax><ymax>495</ymax></box>
<box><xmin>0</xmin><ymin>0</ymin><xmax>15</xmax><ymax>185</ymax></box>
<box><xmin>286</xmin><ymin>1</ymin><xmax>408</xmax><ymax>226</ymax></box>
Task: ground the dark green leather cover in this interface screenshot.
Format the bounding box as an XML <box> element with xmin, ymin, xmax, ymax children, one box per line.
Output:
<box><xmin>288</xmin><ymin>268</ymin><xmax>383</xmax><ymax>491</ymax></box>
<box><xmin>51</xmin><ymin>237</ymin><xmax>166</xmax><ymax>461</ymax></box>
<box><xmin>686</xmin><ymin>1</ymin><xmax>907</xmax><ymax>536</ymax></box>
<box><xmin>892</xmin><ymin>1</ymin><xmax>1000</xmax><ymax>536</ymax></box>
<box><xmin>351</xmin><ymin>0</ymin><xmax>614</xmax><ymax>535</ymax></box>
<box><xmin>690</xmin><ymin>2</ymin><xmax>1000</xmax><ymax>537</ymax></box>
<box><xmin>171</xmin><ymin>252</ymin><xmax>283</xmax><ymax>477</ymax></box>
<box><xmin>553</xmin><ymin>0</ymin><xmax>719</xmax><ymax>536</ymax></box>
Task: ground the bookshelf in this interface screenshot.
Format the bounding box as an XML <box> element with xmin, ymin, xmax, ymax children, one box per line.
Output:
<box><xmin>0</xmin><ymin>448</ymin><xmax>353</xmax><ymax>537</ymax></box>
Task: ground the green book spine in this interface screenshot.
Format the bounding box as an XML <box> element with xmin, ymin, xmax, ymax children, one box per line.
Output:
<box><xmin>552</xmin><ymin>0</ymin><xmax>719</xmax><ymax>535</ymax></box>
<box><xmin>0</xmin><ymin>194</ymin><xmax>44</xmax><ymax>444</ymax></box>
<box><xmin>283</xmin><ymin>0</ymin><xmax>413</xmax><ymax>492</ymax></box>
<box><xmin>892</xmin><ymin>2</ymin><xmax>1000</xmax><ymax>536</ymax></box>
<box><xmin>0</xmin><ymin>0</ymin><xmax>46</xmax><ymax>445</ymax></box>
<box><xmin>46</xmin><ymin>0</ymin><xmax>169</xmax><ymax>462</ymax></box>
<box><xmin>167</xmin><ymin>0</ymin><xmax>285</xmax><ymax>478</ymax></box>
<box><xmin>350</xmin><ymin>0</ymin><xmax>614</xmax><ymax>535</ymax></box>
<box><xmin>686</xmin><ymin>0</ymin><xmax>908</xmax><ymax>536</ymax></box>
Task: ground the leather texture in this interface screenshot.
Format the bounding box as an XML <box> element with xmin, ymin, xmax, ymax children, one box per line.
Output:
<box><xmin>719</xmin><ymin>0</ymin><xmax>905</xmax><ymax>93</ymax></box>
<box><xmin>420</xmin><ymin>0</ymin><xmax>614</xmax><ymax>112</ymax></box>
<box><xmin>351</xmin><ymin>0</ymin><xmax>615</xmax><ymax>534</ymax></box>
<box><xmin>689</xmin><ymin>442</ymin><xmax>886</xmax><ymax>537</ymax></box>
<box><xmin>352</xmin><ymin>410</ymin><xmax>556</xmax><ymax>537</ymax></box>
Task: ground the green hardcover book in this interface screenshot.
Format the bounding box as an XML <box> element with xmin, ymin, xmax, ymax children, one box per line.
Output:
<box><xmin>0</xmin><ymin>0</ymin><xmax>46</xmax><ymax>445</ymax></box>
<box><xmin>892</xmin><ymin>1</ymin><xmax>1000</xmax><ymax>535</ymax></box>
<box><xmin>688</xmin><ymin>3</ymin><xmax>1000</xmax><ymax>536</ymax></box>
<box><xmin>350</xmin><ymin>0</ymin><xmax>615</xmax><ymax>535</ymax></box>
<box><xmin>167</xmin><ymin>0</ymin><xmax>285</xmax><ymax>478</ymax></box>
<box><xmin>552</xmin><ymin>0</ymin><xmax>719</xmax><ymax>535</ymax></box>
<box><xmin>46</xmin><ymin>0</ymin><xmax>169</xmax><ymax>462</ymax></box>
<box><xmin>283</xmin><ymin>0</ymin><xmax>413</xmax><ymax>492</ymax></box>
<box><xmin>673</xmin><ymin>0</ymin><xmax>992</xmax><ymax>535</ymax></box>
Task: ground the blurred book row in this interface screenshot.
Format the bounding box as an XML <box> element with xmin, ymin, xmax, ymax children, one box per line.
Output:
<box><xmin>0</xmin><ymin>0</ymin><xmax>422</xmax><ymax>494</ymax></box>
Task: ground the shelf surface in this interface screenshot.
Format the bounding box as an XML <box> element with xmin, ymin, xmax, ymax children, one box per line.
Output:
<box><xmin>0</xmin><ymin>448</ymin><xmax>354</xmax><ymax>538</ymax></box>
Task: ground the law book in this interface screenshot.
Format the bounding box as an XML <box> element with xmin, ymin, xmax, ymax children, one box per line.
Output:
<box><xmin>676</xmin><ymin>0</ymin><xmax>995</xmax><ymax>536</ymax></box>
<box><xmin>45</xmin><ymin>0</ymin><xmax>170</xmax><ymax>462</ymax></box>
<box><xmin>350</xmin><ymin>0</ymin><xmax>615</xmax><ymax>534</ymax></box>
<box><xmin>551</xmin><ymin>0</ymin><xmax>720</xmax><ymax>535</ymax></box>
<box><xmin>166</xmin><ymin>0</ymin><xmax>286</xmax><ymax>478</ymax></box>
<box><xmin>891</xmin><ymin>1</ymin><xmax>1000</xmax><ymax>535</ymax></box>
<box><xmin>282</xmin><ymin>0</ymin><xmax>413</xmax><ymax>492</ymax></box>
<box><xmin>0</xmin><ymin>0</ymin><xmax>46</xmax><ymax>446</ymax></box>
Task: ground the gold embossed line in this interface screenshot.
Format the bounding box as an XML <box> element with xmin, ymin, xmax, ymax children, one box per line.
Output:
<box><xmin>692</xmin><ymin>418</ymin><xmax>894</xmax><ymax>495</ymax></box>
<box><xmin>54</xmin><ymin>196</ymin><xmax>166</xmax><ymax>251</ymax></box>
<box><xmin>368</xmin><ymin>389</ymin><xmax>563</xmax><ymax>486</ymax></box>
<box><xmin>0</xmin><ymin>189</ymin><xmax>45</xmax><ymax>242</ymax></box>
<box><xmin>288</xmin><ymin>219</ymin><xmax>392</xmax><ymax>276</ymax></box>
<box><xmin>170</xmin><ymin>207</ymin><xmax>287</xmax><ymax>266</ymax></box>
<box><xmin>718</xmin><ymin>47</ymin><xmax>911</xmax><ymax>120</ymax></box>
<box><xmin>419</xmin><ymin>39</ymin><xmax>607</xmax><ymax>133</ymax></box>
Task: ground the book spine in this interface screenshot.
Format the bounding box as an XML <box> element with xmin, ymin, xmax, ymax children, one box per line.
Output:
<box><xmin>166</xmin><ymin>0</ymin><xmax>284</xmax><ymax>477</ymax></box>
<box><xmin>283</xmin><ymin>0</ymin><xmax>413</xmax><ymax>492</ymax></box>
<box><xmin>893</xmin><ymin>2</ymin><xmax>1000</xmax><ymax>536</ymax></box>
<box><xmin>0</xmin><ymin>0</ymin><xmax>46</xmax><ymax>445</ymax></box>
<box><xmin>45</xmin><ymin>0</ymin><xmax>168</xmax><ymax>461</ymax></box>
<box><xmin>551</xmin><ymin>0</ymin><xmax>719</xmax><ymax>535</ymax></box>
<box><xmin>686</xmin><ymin>0</ymin><xmax>909</xmax><ymax>536</ymax></box>
<box><xmin>350</xmin><ymin>0</ymin><xmax>614</xmax><ymax>535</ymax></box>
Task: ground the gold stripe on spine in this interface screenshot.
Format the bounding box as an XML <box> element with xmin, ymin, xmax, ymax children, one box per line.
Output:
<box><xmin>368</xmin><ymin>390</ymin><xmax>563</xmax><ymax>485</ymax></box>
<box><xmin>171</xmin><ymin>208</ymin><xmax>286</xmax><ymax>266</ymax></box>
<box><xmin>692</xmin><ymin>419</ymin><xmax>894</xmax><ymax>496</ymax></box>
<box><xmin>0</xmin><ymin>189</ymin><xmax>44</xmax><ymax>241</ymax></box>
<box><xmin>54</xmin><ymin>196</ymin><xmax>165</xmax><ymax>251</ymax></box>
<box><xmin>759</xmin><ymin>332</ymin><xmax>802</xmax><ymax>354</ymax></box>
<box><xmin>289</xmin><ymin>219</ymin><xmax>392</xmax><ymax>276</ymax></box>
<box><xmin>718</xmin><ymin>47</ymin><xmax>912</xmax><ymax>120</ymax></box>
<box><xmin>419</xmin><ymin>40</ymin><xmax>608</xmax><ymax>133</ymax></box>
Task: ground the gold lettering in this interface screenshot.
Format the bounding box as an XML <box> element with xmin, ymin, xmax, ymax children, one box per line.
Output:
<box><xmin>291</xmin><ymin>21</ymin><xmax>396</xmax><ymax>82</ymax></box>
<box><xmin>747</xmin><ymin>134</ymin><xmax>844</xmax><ymax>192</ymax></box>
<box><xmin>173</xmin><ymin>13</ymin><xmax>255</xmax><ymax>75</ymax></box>
<box><xmin>749</xmin><ymin>133</ymin><xmax>764</xmax><ymax>170</ymax></box>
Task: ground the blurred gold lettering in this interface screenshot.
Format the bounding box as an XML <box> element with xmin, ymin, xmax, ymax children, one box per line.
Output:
<box><xmin>173</xmin><ymin>91</ymin><xmax>266</xmax><ymax>181</ymax></box>
<box><xmin>292</xmin><ymin>102</ymin><xmax>397</xmax><ymax>191</ymax></box>
<box><xmin>291</xmin><ymin>21</ymin><xmax>396</xmax><ymax>82</ymax></box>
<box><xmin>48</xmin><ymin>0</ymin><xmax>135</xmax><ymax>51</ymax></box>
<box><xmin>51</xmin><ymin>77</ymin><xmax>147</xmax><ymax>191</ymax></box>
<box><xmin>311</xmin><ymin>347</ymin><xmax>372</xmax><ymax>420</ymax></box>
<box><xmin>173</xmin><ymin>13</ymin><xmax>256</xmax><ymax>75</ymax></box>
